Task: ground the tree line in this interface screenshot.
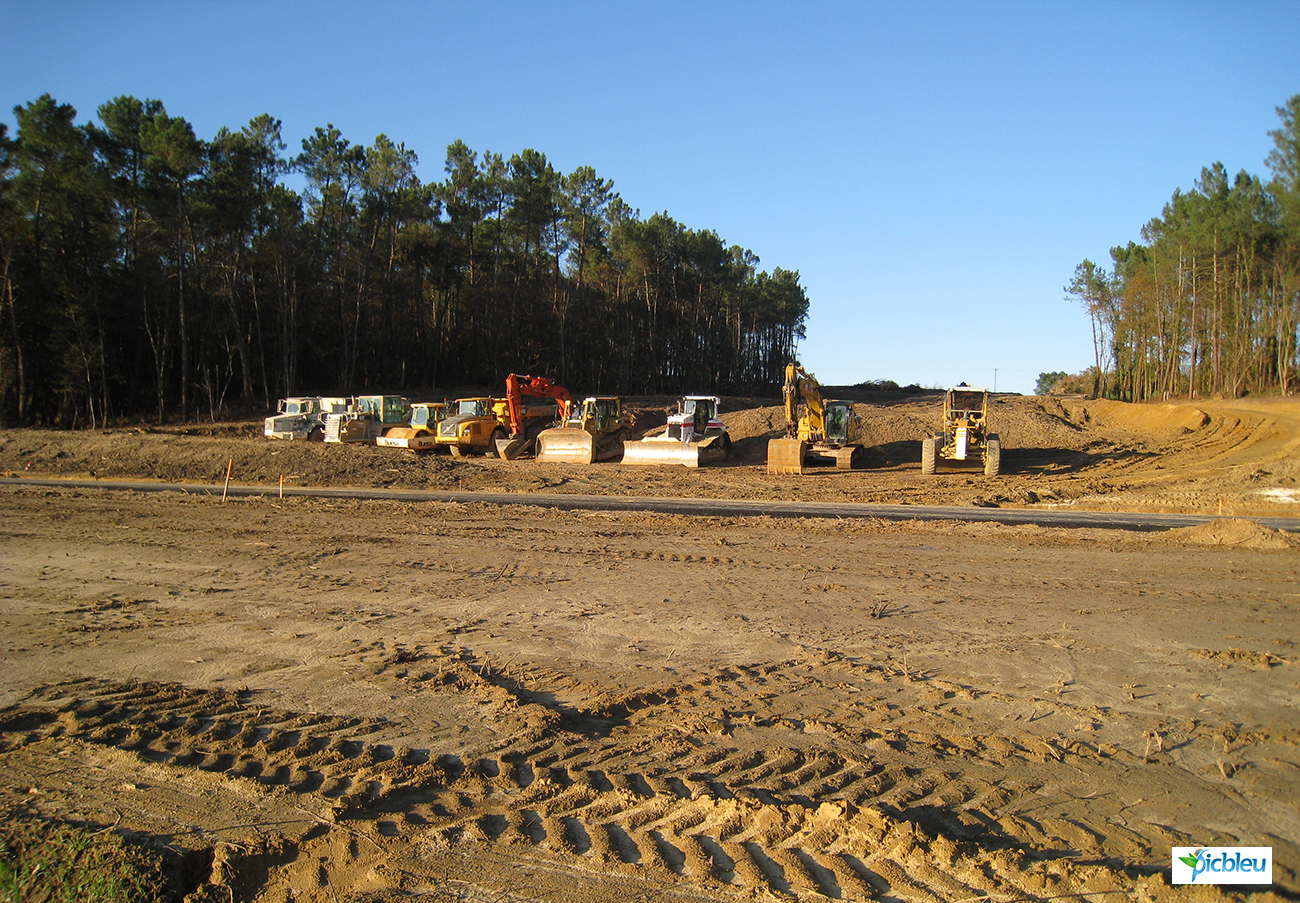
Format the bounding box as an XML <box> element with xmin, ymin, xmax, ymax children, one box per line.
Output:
<box><xmin>0</xmin><ymin>94</ymin><xmax>809</xmax><ymax>427</ymax></box>
<box><xmin>1066</xmin><ymin>96</ymin><xmax>1300</xmax><ymax>401</ymax></box>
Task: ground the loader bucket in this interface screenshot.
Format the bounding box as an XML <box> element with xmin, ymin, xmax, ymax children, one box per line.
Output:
<box><xmin>622</xmin><ymin>439</ymin><xmax>703</xmax><ymax>468</ymax></box>
<box><xmin>767</xmin><ymin>438</ymin><xmax>807</xmax><ymax>475</ymax></box>
<box><xmin>535</xmin><ymin>427</ymin><xmax>596</xmax><ymax>464</ymax></box>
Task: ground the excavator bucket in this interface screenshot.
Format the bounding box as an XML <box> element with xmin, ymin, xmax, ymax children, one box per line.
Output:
<box><xmin>494</xmin><ymin>436</ymin><xmax>532</xmax><ymax>460</ymax></box>
<box><xmin>767</xmin><ymin>438</ymin><xmax>807</xmax><ymax>475</ymax></box>
<box><xmin>621</xmin><ymin>438</ymin><xmax>704</xmax><ymax>468</ymax></box>
<box><xmin>535</xmin><ymin>427</ymin><xmax>597</xmax><ymax>464</ymax></box>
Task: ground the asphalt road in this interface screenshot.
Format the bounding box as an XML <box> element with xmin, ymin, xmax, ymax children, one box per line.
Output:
<box><xmin>4</xmin><ymin>477</ymin><xmax>1297</xmax><ymax>533</ymax></box>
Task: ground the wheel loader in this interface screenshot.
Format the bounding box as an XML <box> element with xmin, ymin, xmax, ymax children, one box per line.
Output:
<box><xmin>534</xmin><ymin>396</ymin><xmax>633</xmax><ymax>464</ymax></box>
<box><xmin>767</xmin><ymin>363</ymin><xmax>867</xmax><ymax>474</ymax></box>
<box><xmin>493</xmin><ymin>373</ymin><xmax>573</xmax><ymax>459</ymax></box>
<box><xmin>375</xmin><ymin>402</ymin><xmax>449</xmax><ymax>452</ymax></box>
<box><xmin>323</xmin><ymin>395</ymin><xmax>410</xmax><ymax>443</ymax></box>
<box><xmin>622</xmin><ymin>395</ymin><xmax>733</xmax><ymax>468</ymax></box>
<box><xmin>921</xmin><ymin>385</ymin><xmax>1001</xmax><ymax>476</ymax></box>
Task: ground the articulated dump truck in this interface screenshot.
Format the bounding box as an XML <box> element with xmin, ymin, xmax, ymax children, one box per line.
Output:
<box><xmin>535</xmin><ymin>396</ymin><xmax>633</xmax><ymax>464</ymax></box>
<box><xmin>622</xmin><ymin>395</ymin><xmax>733</xmax><ymax>468</ymax></box>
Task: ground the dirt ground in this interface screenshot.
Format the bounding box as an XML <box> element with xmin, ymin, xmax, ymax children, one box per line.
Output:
<box><xmin>0</xmin><ymin>392</ymin><xmax>1297</xmax><ymax>902</ymax></box>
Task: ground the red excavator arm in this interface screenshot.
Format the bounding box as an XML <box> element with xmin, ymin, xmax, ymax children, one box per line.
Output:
<box><xmin>504</xmin><ymin>373</ymin><xmax>572</xmax><ymax>437</ymax></box>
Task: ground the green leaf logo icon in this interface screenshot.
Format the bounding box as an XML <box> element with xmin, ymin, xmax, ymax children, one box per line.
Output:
<box><xmin>1179</xmin><ymin>853</ymin><xmax>1200</xmax><ymax>869</ymax></box>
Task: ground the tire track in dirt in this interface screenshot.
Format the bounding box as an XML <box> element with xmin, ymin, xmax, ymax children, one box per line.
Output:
<box><xmin>1</xmin><ymin>675</ymin><xmax>1202</xmax><ymax>901</ymax></box>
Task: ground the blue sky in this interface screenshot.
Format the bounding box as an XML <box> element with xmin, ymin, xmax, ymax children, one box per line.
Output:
<box><xmin>3</xmin><ymin>1</ymin><xmax>1297</xmax><ymax>394</ymax></box>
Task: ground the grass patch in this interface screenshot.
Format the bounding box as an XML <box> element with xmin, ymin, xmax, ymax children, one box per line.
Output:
<box><xmin>0</xmin><ymin>812</ymin><xmax>171</xmax><ymax>902</ymax></box>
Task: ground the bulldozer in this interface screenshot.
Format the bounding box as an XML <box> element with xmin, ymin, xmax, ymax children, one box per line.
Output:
<box><xmin>375</xmin><ymin>402</ymin><xmax>448</xmax><ymax>452</ymax></box>
<box><xmin>622</xmin><ymin>395</ymin><xmax>733</xmax><ymax>468</ymax></box>
<box><xmin>493</xmin><ymin>373</ymin><xmax>573</xmax><ymax>459</ymax></box>
<box><xmin>535</xmin><ymin>396</ymin><xmax>633</xmax><ymax>464</ymax></box>
<box><xmin>767</xmin><ymin>363</ymin><xmax>867</xmax><ymax>474</ymax></box>
<box><xmin>323</xmin><ymin>395</ymin><xmax>410</xmax><ymax>443</ymax></box>
<box><xmin>922</xmin><ymin>385</ymin><xmax>1001</xmax><ymax>476</ymax></box>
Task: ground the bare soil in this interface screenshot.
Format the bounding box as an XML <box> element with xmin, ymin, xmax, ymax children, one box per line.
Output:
<box><xmin>0</xmin><ymin>393</ymin><xmax>1297</xmax><ymax>902</ymax></box>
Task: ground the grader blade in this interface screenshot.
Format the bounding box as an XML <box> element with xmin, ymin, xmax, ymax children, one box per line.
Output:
<box><xmin>535</xmin><ymin>427</ymin><xmax>596</xmax><ymax>464</ymax></box>
<box><xmin>766</xmin><ymin>438</ymin><xmax>807</xmax><ymax>475</ymax></box>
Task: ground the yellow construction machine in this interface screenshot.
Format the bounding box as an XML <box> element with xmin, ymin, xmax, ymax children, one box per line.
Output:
<box><xmin>324</xmin><ymin>395</ymin><xmax>411</xmax><ymax>444</ymax></box>
<box><xmin>433</xmin><ymin>396</ymin><xmax>513</xmax><ymax>457</ymax></box>
<box><xmin>767</xmin><ymin>363</ymin><xmax>866</xmax><ymax>474</ymax></box>
<box><xmin>622</xmin><ymin>395</ymin><xmax>733</xmax><ymax>468</ymax></box>
<box><xmin>922</xmin><ymin>385</ymin><xmax>1001</xmax><ymax>476</ymax></box>
<box><xmin>375</xmin><ymin>402</ymin><xmax>449</xmax><ymax>452</ymax></box>
<box><xmin>535</xmin><ymin>396</ymin><xmax>633</xmax><ymax>464</ymax></box>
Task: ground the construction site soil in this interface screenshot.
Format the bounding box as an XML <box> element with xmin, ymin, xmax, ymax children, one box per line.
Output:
<box><xmin>0</xmin><ymin>391</ymin><xmax>1297</xmax><ymax>902</ymax></box>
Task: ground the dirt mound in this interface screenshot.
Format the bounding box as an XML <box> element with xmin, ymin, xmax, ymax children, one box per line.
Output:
<box><xmin>1042</xmin><ymin>397</ymin><xmax>1210</xmax><ymax>435</ymax></box>
<box><xmin>1164</xmin><ymin>517</ymin><xmax>1298</xmax><ymax>550</ymax></box>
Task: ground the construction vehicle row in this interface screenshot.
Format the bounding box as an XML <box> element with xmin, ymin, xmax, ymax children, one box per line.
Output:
<box><xmin>264</xmin><ymin>365</ymin><xmax>1003</xmax><ymax>475</ymax></box>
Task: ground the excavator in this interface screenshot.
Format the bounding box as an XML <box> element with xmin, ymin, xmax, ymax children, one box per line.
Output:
<box><xmin>767</xmin><ymin>363</ymin><xmax>867</xmax><ymax>474</ymax></box>
<box><xmin>535</xmin><ymin>396</ymin><xmax>634</xmax><ymax>464</ymax></box>
<box><xmin>622</xmin><ymin>395</ymin><xmax>733</xmax><ymax>467</ymax></box>
<box><xmin>493</xmin><ymin>373</ymin><xmax>573</xmax><ymax>459</ymax></box>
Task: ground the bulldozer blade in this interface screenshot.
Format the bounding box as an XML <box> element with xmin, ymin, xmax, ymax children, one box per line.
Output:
<box><xmin>767</xmin><ymin>438</ymin><xmax>807</xmax><ymax>475</ymax></box>
<box><xmin>494</xmin><ymin>436</ymin><xmax>532</xmax><ymax>460</ymax></box>
<box><xmin>535</xmin><ymin>428</ymin><xmax>596</xmax><ymax>464</ymax></box>
<box><xmin>621</xmin><ymin>439</ymin><xmax>704</xmax><ymax>468</ymax></box>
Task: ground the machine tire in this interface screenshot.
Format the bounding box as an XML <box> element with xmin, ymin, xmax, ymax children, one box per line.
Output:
<box><xmin>921</xmin><ymin>436</ymin><xmax>937</xmax><ymax>475</ymax></box>
<box><xmin>984</xmin><ymin>435</ymin><xmax>1001</xmax><ymax>476</ymax></box>
<box><xmin>449</xmin><ymin>445</ymin><xmax>466</xmax><ymax>458</ymax></box>
<box><xmin>308</xmin><ymin>425</ymin><xmax>324</xmax><ymax>442</ymax></box>
<box><xmin>488</xmin><ymin>428</ymin><xmax>509</xmax><ymax>457</ymax></box>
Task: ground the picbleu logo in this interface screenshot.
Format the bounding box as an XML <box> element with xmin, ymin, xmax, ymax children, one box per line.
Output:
<box><xmin>1172</xmin><ymin>846</ymin><xmax>1272</xmax><ymax>885</ymax></box>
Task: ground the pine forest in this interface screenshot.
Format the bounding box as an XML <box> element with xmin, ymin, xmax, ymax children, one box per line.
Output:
<box><xmin>0</xmin><ymin>95</ymin><xmax>809</xmax><ymax>426</ymax></box>
<box><xmin>1066</xmin><ymin>95</ymin><xmax>1300</xmax><ymax>402</ymax></box>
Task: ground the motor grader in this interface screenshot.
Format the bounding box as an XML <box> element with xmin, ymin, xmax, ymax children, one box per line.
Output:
<box><xmin>921</xmin><ymin>385</ymin><xmax>1001</xmax><ymax>476</ymax></box>
<box><xmin>622</xmin><ymin>395</ymin><xmax>733</xmax><ymax>468</ymax></box>
<box><xmin>375</xmin><ymin>402</ymin><xmax>448</xmax><ymax>452</ymax></box>
<box><xmin>767</xmin><ymin>363</ymin><xmax>867</xmax><ymax>474</ymax></box>
<box><xmin>535</xmin><ymin>396</ymin><xmax>633</xmax><ymax>464</ymax></box>
<box><xmin>323</xmin><ymin>395</ymin><xmax>410</xmax><ymax>443</ymax></box>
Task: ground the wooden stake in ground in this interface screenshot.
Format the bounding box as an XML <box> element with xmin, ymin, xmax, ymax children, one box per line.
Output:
<box><xmin>279</xmin><ymin>474</ymin><xmax>284</xmax><ymax>499</ymax></box>
<box><xmin>222</xmin><ymin>458</ymin><xmax>233</xmax><ymax>503</ymax></box>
